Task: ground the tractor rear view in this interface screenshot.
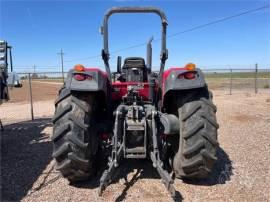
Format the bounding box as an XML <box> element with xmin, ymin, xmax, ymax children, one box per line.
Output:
<box><xmin>51</xmin><ymin>7</ymin><xmax>219</xmax><ymax>199</ymax></box>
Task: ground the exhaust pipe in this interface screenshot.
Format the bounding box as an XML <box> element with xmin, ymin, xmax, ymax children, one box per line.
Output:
<box><xmin>146</xmin><ymin>36</ymin><xmax>153</xmax><ymax>73</ymax></box>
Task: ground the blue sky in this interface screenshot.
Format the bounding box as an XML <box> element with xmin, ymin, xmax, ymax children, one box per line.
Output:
<box><xmin>1</xmin><ymin>0</ymin><xmax>270</xmax><ymax>72</ymax></box>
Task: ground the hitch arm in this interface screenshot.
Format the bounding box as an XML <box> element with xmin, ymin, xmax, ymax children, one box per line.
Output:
<box><xmin>150</xmin><ymin>111</ymin><xmax>176</xmax><ymax>199</ymax></box>
<box><xmin>98</xmin><ymin>143</ymin><xmax>124</xmax><ymax>196</ymax></box>
<box><xmin>98</xmin><ymin>110</ymin><xmax>124</xmax><ymax>196</ymax></box>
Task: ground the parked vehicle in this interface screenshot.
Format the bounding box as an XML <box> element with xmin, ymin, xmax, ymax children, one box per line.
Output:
<box><xmin>7</xmin><ymin>72</ymin><xmax>22</xmax><ymax>87</ymax></box>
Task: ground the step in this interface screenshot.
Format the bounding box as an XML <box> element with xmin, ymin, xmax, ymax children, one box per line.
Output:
<box><xmin>125</xmin><ymin>153</ymin><xmax>147</xmax><ymax>159</ymax></box>
<box><xmin>126</xmin><ymin>146</ymin><xmax>145</xmax><ymax>153</ymax></box>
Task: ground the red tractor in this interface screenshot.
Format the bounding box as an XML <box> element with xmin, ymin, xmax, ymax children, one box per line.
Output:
<box><xmin>52</xmin><ymin>7</ymin><xmax>218</xmax><ymax>199</ymax></box>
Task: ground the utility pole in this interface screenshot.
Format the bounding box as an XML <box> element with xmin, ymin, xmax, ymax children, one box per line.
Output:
<box><xmin>28</xmin><ymin>73</ymin><xmax>34</xmax><ymax>120</ymax></box>
<box><xmin>229</xmin><ymin>68</ymin><xmax>232</xmax><ymax>95</ymax></box>
<box><xmin>255</xmin><ymin>63</ymin><xmax>258</xmax><ymax>94</ymax></box>
<box><xmin>8</xmin><ymin>45</ymin><xmax>13</xmax><ymax>72</ymax></box>
<box><xmin>58</xmin><ymin>49</ymin><xmax>65</xmax><ymax>83</ymax></box>
<box><xmin>33</xmin><ymin>65</ymin><xmax>36</xmax><ymax>73</ymax></box>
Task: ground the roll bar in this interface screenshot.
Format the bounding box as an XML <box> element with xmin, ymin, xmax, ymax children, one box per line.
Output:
<box><xmin>100</xmin><ymin>7</ymin><xmax>168</xmax><ymax>82</ymax></box>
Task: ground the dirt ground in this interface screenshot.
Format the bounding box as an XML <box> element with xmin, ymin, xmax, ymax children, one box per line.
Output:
<box><xmin>8</xmin><ymin>81</ymin><xmax>62</xmax><ymax>104</ymax></box>
<box><xmin>6</xmin><ymin>78</ymin><xmax>270</xmax><ymax>103</ymax></box>
<box><xmin>0</xmin><ymin>81</ymin><xmax>61</xmax><ymax>124</ymax></box>
<box><xmin>1</xmin><ymin>89</ymin><xmax>270</xmax><ymax>202</ymax></box>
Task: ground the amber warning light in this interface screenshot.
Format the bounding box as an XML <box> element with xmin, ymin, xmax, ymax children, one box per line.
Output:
<box><xmin>185</xmin><ymin>63</ymin><xmax>196</xmax><ymax>71</ymax></box>
<box><xmin>74</xmin><ymin>64</ymin><xmax>85</xmax><ymax>72</ymax></box>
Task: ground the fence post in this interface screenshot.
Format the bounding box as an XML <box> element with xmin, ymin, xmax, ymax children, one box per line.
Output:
<box><xmin>229</xmin><ymin>68</ymin><xmax>232</xmax><ymax>95</ymax></box>
<box><xmin>255</xmin><ymin>63</ymin><xmax>258</xmax><ymax>94</ymax></box>
<box><xmin>28</xmin><ymin>73</ymin><xmax>34</xmax><ymax>120</ymax></box>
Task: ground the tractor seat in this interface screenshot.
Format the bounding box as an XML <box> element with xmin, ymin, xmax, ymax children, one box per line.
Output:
<box><xmin>121</xmin><ymin>57</ymin><xmax>148</xmax><ymax>82</ymax></box>
<box><xmin>122</xmin><ymin>57</ymin><xmax>146</xmax><ymax>69</ymax></box>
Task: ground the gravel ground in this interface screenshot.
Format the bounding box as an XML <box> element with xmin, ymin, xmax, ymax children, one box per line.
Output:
<box><xmin>1</xmin><ymin>90</ymin><xmax>270</xmax><ymax>202</ymax></box>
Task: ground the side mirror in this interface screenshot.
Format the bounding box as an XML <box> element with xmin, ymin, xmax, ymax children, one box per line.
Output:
<box><xmin>117</xmin><ymin>56</ymin><xmax>122</xmax><ymax>73</ymax></box>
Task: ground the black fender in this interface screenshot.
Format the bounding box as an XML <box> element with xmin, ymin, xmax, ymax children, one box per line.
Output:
<box><xmin>65</xmin><ymin>69</ymin><xmax>109</xmax><ymax>94</ymax></box>
<box><xmin>162</xmin><ymin>68</ymin><xmax>207</xmax><ymax>109</ymax></box>
<box><xmin>63</xmin><ymin>69</ymin><xmax>110</xmax><ymax>115</ymax></box>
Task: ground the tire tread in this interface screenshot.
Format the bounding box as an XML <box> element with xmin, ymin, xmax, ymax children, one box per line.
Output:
<box><xmin>173</xmin><ymin>89</ymin><xmax>219</xmax><ymax>179</ymax></box>
<box><xmin>52</xmin><ymin>89</ymin><xmax>97</xmax><ymax>182</ymax></box>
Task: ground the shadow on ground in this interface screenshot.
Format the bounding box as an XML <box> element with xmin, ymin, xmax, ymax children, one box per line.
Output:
<box><xmin>0</xmin><ymin>118</ymin><xmax>232</xmax><ymax>201</ymax></box>
<box><xmin>0</xmin><ymin>118</ymin><xmax>53</xmax><ymax>201</ymax></box>
<box><xmin>75</xmin><ymin>146</ymin><xmax>232</xmax><ymax>201</ymax></box>
<box><xmin>74</xmin><ymin>159</ymin><xmax>181</xmax><ymax>201</ymax></box>
<box><xmin>74</xmin><ymin>147</ymin><xmax>231</xmax><ymax>201</ymax></box>
<box><xmin>73</xmin><ymin>159</ymin><xmax>161</xmax><ymax>189</ymax></box>
<box><xmin>183</xmin><ymin>146</ymin><xmax>233</xmax><ymax>186</ymax></box>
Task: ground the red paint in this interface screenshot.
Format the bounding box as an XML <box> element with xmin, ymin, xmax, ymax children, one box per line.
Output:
<box><xmin>111</xmin><ymin>82</ymin><xmax>155</xmax><ymax>101</ymax></box>
<box><xmin>80</xmin><ymin>67</ymin><xmax>196</xmax><ymax>104</ymax></box>
<box><xmin>162</xmin><ymin>67</ymin><xmax>186</xmax><ymax>98</ymax></box>
<box><xmin>163</xmin><ymin>67</ymin><xmax>185</xmax><ymax>81</ymax></box>
<box><xmin>183</xmin><ymin>72</ymin><xmax>196</xmax><ymax>79</ymax></box>
<box><xmin>74</xmin><ymin>73</ymin><xmax>86</xmax><ymax>81</ymax></box>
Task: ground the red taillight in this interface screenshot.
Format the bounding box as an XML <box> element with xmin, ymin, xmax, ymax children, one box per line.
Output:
<box><xmin>178</xmin><ymin>72</ymin><xmax>196</xmax><ymax>80</ymax></box>
<box><xmin>74</xmin><ymin>73</ymin><xmax>86</xmax><ymax>81</ymax></box>
<box><xmin>74</xmin><ymin>74</ymin><xmax>93</xmax><ymax>81</ymax></box>
<box><xmin>184</xmin><ymin>72</ymin><xmax>196</xmax><ymax>79</ymax></box>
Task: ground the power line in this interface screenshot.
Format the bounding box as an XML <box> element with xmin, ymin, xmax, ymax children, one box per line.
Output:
<box><xmin>13</xmin><ymin>66</ymin><xmax>60</xmax><ymax>69</ymax></box>
<box><xmin>13</xmin><ymin>4</ymin><xmax>270</xmax><ymax>67</ymax></box>
<box><xmin>167</xmin><ymin>4</ymin><xmax>270</xmax><ymax>39</ymax></box>
<box><xmin>63</xmin><ymin>4</ymin><xmax>270</xmax><ymax>63</ymax></box>
<box><xmin>64</xmin><ymin>54</ymin><xmax>101</xmax><ymax>63</ymax></box>
<box><xmin>64</xmin><ymin>52</ymin><xmax>118</xmax><ymax>63</ymax></box>
<box><xmin>11</xmin><ymin>4</ymin><xmax>270</xmax><ymax>67</ymax></box>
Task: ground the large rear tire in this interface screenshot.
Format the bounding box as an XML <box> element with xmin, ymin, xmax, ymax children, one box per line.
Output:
<box><xmin>173</xmin><ymin>88</ymin><xmax>219</xmax><ymax>179</ymax></box>
<box><xmin>52</xmin><ymin>88</ymin><xmax>98</xmax><ymax>182</ymax></box>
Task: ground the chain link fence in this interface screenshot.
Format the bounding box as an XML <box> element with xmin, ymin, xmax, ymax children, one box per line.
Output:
<box><xmin>0</xmin><ymin>72</ymin><xmax>65</xmax><ymax>128</ymax></box>
<box><xmin>204</xmin><ymin>68</ymin><xmax>270</xmax><ymax>94</ymax></box>
<box><xmin>0</xmin><ymin>68</ymin><xmax>269</xmax><ymax>128</ymax></box>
